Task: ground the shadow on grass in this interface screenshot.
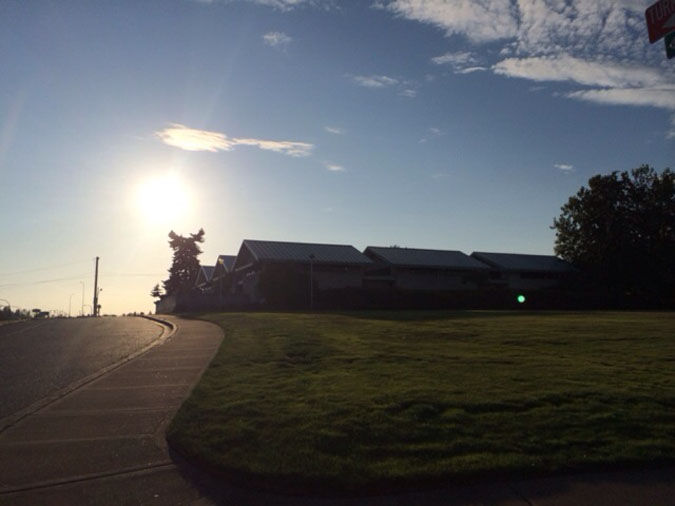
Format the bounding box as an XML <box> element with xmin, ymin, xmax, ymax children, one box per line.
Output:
<box><xmin>338</xmin><ymin>310</ymin><xmax>573</xmax><ymax>322</ymax></box>
<box><xmin>169</xmin><ymin>443</ymin><xmax>675</xmax><ymax>504</ymax></box>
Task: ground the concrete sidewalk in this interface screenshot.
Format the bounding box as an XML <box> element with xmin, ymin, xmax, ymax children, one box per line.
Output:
<box><xmin>0</xmin><ymin>315</ymin><xmax>223</xmax><ymax>506</ymax></box>
<box><xmin>0</xmin><ymin>316</ymin><xmax>672</xmax><ymax>506</ymax></box>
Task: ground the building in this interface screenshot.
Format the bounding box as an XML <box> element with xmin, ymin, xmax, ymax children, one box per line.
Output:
<box><xmin>213</xmin><ymin>255</ymin><xmax>236</xmax><ymax>279</ymax></box>
<box><xmin>364</xmin><ymin>246</ymin><xmax>490</xmax><ymax>291</ymax></box>
<box><xmin>209</xmin><ymin>255</ymin><xmax>236</xmax><ymax>291</ymax></box>
<box><xmin>194</xmin><ymin>265</ymin><xmax>215</xmax><ymax>291</ymax></box>
<box><xmin>470</xmin><ymin>252</ymin><xmax>574</xmax><ymax>291</ymax></box>
<box><xmin>232</xmin><ymin>239</ymin><xmax>373</xmax><ymax>305</ymax></box>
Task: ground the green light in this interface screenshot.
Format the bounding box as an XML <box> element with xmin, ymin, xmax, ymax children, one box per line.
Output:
<box><xmin>517</xmin><ymin>295</ymin><xmax>526</xmax><ymax>304</ymax></box>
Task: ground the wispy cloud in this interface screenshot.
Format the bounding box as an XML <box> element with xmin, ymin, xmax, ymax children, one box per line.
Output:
<box><xmin>193</xmin><ymin>0</ymin><xmax>335</xmax><ymax>10</ymax></box>
<box><xmin>245</xmin><ymin>0</ymin><xmax>327</xmax><ymax>10</ymax></box>
<box><xmin>554</xmin><ymin>163</ymin><xmax>574</xmax><ymax>171</ymax></box>
<box><xmin>350</xmin><ymin>74</ymin><xmax>419</xmax><ymax>97</ymax></box>
<box><xmin>156</xmin><ymin>124</ymin><xmax>232</xmax><ymax>152</ymax></box>
<box><xmin>231</xmin><ymin>137</ymin><xmax>314</xmax><ymax>156</ymax></box>
<box><xmin>351</xmin><ymin>74</ymin><xmax>399</xmax><ymax>88</ymax></box>
<box><xmin>156</xmin><ymin>124</ymin><xmax>313</xmax><ymax>157</ymax></box>
<box><xmin>432</xmin><ymin>51</ymin><xmax>488</xmax><ymax>74</ymax></box>
<box><xmin>324</xmin><ymin>162</ymin><xmax>345</xmax><ymax>172</ymax></box>
<box><xmin>324</xmin><ymin>126</ymin><xmax>344</xmax><ymax>134</ymax></box>
<box><xmin>420</xmin><ymin>126</ymin><xmax>444</xmax><ymax>143</ymax></box>
<box><xmin>385</xmin><ymin>0</ymin><xmax>519</xmax><ymax>43</ymax></box>
<box><xmin>262</xmin><ymin>31</ymin><xmax>292</xmax><ymax>48</ymax></box>
<box><xmin>493</xmin><ymin>56</ymin><xmax>669</xmax><ymax>90</ymax></box>
<box><xmin>380</xmin><ymin>0</ymin><xmax>674</xmax><ymax>128</ymax></box>
<box><xmin>566</xmin><ymin>88</ymin><xmax>675</xmax><ymax>110</ymax></box>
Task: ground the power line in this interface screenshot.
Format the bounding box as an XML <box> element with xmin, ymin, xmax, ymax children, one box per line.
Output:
<box><xmin>0</xmin><ymin>272</ymin><xmax>166</xmax><ymax>288</ymax></box>
<box><xmin>100</xmin><ymin>273</ymin><xmax>165</xmax><ymax>278</ymax></box>
<box><xmin>0</xmin><ymin>275</ymin><xmax>89</xmax><ymax>288</ymax></box>
<box><xmin>0</xmin><ymin>260</ymin><xmax>91</xmax><ymax>277</ymax></box>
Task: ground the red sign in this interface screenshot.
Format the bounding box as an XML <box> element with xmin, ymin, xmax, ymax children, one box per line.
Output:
<box><xmin>646</xmin><ymin>0</ymin><xmax>675</xmax><ymax>43</ymax></box>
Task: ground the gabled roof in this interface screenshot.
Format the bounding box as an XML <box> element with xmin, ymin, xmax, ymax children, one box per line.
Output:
<box><xmin>234</xmin><ymin>239</ymin><xmax>372</xmax><ymax>269</ymax></box>
<box><xmin>201</xmin><ymin>265</ymin><xmax>215</xmax><ymax>280</ymax></box>
<box><xmin>217</xmin><ymin>255</ymin><xmax>236</xmax><ymax>272</ymax></box>
<box><xmin>365</xmin><ymin>246</ymin><xmax>489</xmax><ymax>270</ymax></box>
<box><xmin>470</xmin><ymin>252</ymin><xmax>574</xmax><ymax>272</ymax></box>
<box><xmin>195</xmin><ymin>265</ymin><xmax>215</xmax><ymax>287</ymax></box>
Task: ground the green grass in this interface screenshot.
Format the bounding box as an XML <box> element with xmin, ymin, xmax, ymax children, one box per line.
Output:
<box><xmin>167</xmin><ymin>311</ymin><xmax>675</xmax><ymax>493</ymax></box>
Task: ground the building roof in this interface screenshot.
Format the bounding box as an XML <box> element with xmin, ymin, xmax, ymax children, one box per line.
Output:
<box><xmin>470</xmin><ymin>252</ymin><xmax>574</xmax><ymax>272</ymax></box>
<box><xmin>235</xmin><ymin>239</ymin><xmax>373</xmax><ymax>269</ymax></box>
<box><xmin>195</xmin><ymin>265</ymin><xmax>215</xmax><ymax>287</ymax></box>
<box><xmin>200</xmin><ymin>265</ymin><xmax>215</xmax><ymax>280</ymax></box>
<box><xmin>365</xmin><ymin>246</ymin><xmax>489</xmax><ymax>270</ymax></box>
<box><xmin>217</xmin><ymin>255</ymin><xmax>236</xmax><ymax>272</ymax></box>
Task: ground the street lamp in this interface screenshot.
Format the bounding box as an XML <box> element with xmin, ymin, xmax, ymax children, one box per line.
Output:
<box><xmin>96</xmin><ymin>288</ymin><xmax>102</xmax><ymax>316</ymax></box>
<box><xmin>68</xmin><ymin>293</ymin><xmax>76</xmax><ymax>317</ymax></box>
<box><xmin>79</xmin><ymin>281</ymin><xmax>85</xmax><ymax>317</ymax></box>
<box><xmin>218</xmin><ymin>257</ymin><xmax>224</xmax><ymax>309</ymax></box>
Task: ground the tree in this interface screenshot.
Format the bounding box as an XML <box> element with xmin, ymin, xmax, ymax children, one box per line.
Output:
<box><xmin>0</xmin><ymin>306</ymin><xmax>12</xmax><ymax>321</ymax></box>
<box><xmin>150</xmin><ymin>283</ymin><xmax>163</xmax><ymax>299</ymax></box>
<box><xmin>552</xmin><ymin>165</ymin><xmax>674</xmax><ymax>300</ymax></box>
<box><xmin>162</xmin><ymin>229</ymin><xmax>205</xmax><ymax>296</ymax></box>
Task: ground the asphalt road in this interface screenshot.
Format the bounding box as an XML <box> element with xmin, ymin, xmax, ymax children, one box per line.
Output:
<box><xmin>0</xmin><ymin>317</ymin><xmax>163</xmax><ymax>420</ymax></box>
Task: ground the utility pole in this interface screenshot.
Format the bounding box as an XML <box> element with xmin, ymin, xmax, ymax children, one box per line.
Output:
<box><xmin>93</xmin><ymin>256</ymin><xmax>99</xmax><ymax>317</ymax></box>
<box><xmin>79</xmin><ymin>281</ymin><xmax>85</xmax><ymax>317</ymax></box>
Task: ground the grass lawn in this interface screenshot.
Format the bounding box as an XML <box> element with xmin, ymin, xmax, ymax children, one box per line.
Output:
<box><xmin>167</xmin><ymin>311</ymin><xmax>675</xmax><ymax>493</ymax></box>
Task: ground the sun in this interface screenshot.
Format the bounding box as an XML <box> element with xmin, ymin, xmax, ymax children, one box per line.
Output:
<box><xmin>134</xmin><ymin>173</ymin><xmax>191</xmax><ymax>225</ymax></box>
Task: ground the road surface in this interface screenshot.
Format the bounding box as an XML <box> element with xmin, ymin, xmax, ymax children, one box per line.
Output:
<box><xmin>0</xmin><ymin>317</ymin><xmax>163</xmax><ymax>419</ymax></box>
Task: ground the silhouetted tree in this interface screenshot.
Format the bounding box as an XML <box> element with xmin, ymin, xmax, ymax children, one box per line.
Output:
<box><xmin>162</xmin><ymin>229</ymin><xmax>205</xmax><ymax>296</ymax></box>
<box><xmin>552</xmin><ymin>165</ymin><xmax>674</xmax><ymax>301</ymax></box>
<box><xmin>150</xmin><ymin>283</ymin><xmax>163</xmax><ymax>299</ymax></box>
<box><xmin>0</xmin><ymin>306</ymin><xmax>12</xmax><ymax>321</ymax></box>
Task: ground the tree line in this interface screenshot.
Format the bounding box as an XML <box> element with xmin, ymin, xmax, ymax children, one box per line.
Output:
<box><xmin>553</xmin><ymin>165</ymin><xmax>673</xmax><ymax>306</ymax></box>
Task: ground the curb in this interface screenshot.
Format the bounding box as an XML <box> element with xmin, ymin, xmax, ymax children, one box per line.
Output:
<box><xmin>0</xmin><ymin>316</ymin><xmax>177</xmax><ymax>435</ymax></box>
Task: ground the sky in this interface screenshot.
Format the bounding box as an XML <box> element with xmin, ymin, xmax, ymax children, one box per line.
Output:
<box><xmin>1</xmin><ymin>0</ymin><xmax>673</xmax><ymax>315</ymax></box>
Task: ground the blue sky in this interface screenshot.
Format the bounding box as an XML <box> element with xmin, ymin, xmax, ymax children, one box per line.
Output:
<box><xmin>1</xmin><ymin>0</ymin><xmax>673</xmax><ymax>314</ymax></box>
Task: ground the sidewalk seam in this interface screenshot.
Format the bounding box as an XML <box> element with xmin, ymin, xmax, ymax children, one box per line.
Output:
<box><xmin>0</xmin><ymin>462</ymin><xmax>175</xmax><ymax>495</ymax></box>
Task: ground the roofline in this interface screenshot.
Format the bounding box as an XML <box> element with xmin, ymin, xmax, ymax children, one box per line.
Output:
<box><xmin>239</xmin><ymin>239</ymin><xmax>373</xmax><ymax>266</ymax></box>
<box><xmin>470</xmin><ymin>252</ymin><xmax>574</xmax><ymax>272</ymax></box>
<box><xmin>243</xmin><ymin>238</ymin><xmax>362</xmax><ymax>249</ymax></box>
<box><xmin>471</xmin><ymin>251</ymin><xmax>562</xmax><ymax>257</ymax></box>
<box><xmin>365</xmin><ymin>246</ymin><xmax>467</xmax><ymax>254</ymax></box>
<box><xmin>364</xmin><ymin>246</ymin><xmax>489</xmax><ymax>270</ymax></box>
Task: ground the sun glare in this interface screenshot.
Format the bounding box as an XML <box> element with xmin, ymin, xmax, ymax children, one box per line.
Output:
<box><xmin>134</xmin><ymin>173</ymin><xmax>191</xmax><ymax>225</ymax></box>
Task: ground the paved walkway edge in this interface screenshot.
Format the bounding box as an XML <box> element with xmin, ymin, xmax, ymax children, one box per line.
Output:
<box><xmin>0</xmin><ymin>316</ymin><xmax>176</xmax><ymax>434</ymax></box>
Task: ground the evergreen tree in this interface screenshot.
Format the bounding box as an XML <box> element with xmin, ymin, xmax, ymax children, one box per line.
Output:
<box><xmin>150</xmin><ymin>283</ymin><xmax>163</xmax><ymax>299</ymax></box>
<box><xmin>162</xmin><ymin>228</ymin><xmax>205</xmax><ymax>295</ymax></box>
